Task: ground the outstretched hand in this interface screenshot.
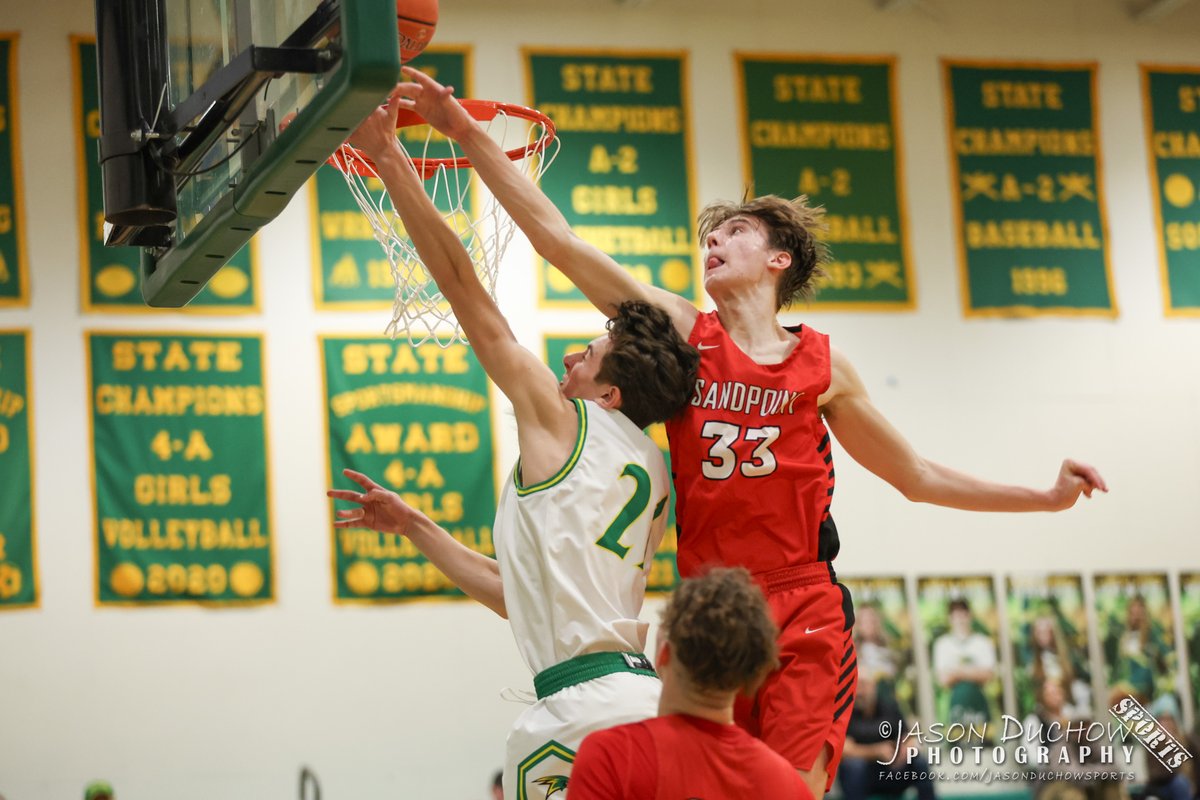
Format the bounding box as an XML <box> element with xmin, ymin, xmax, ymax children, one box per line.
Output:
<box><xmin>1047</xmin><ymin>459</ymin><xmax>1108</xmax><ymax>510</ymax></box>
<box><xmin>346</xmin><ymin>92</ymin><xmax>406</xmax><ymax>164</ymax></box>
<box><xmin>327</xmin><ymin>468</ymin><xmax>417</xmax><ymax>534</ymax></box>
<box><xmin>393</xmin><ymin>65</ymin><xmax>477</xmax><ymax>141</ymax></box>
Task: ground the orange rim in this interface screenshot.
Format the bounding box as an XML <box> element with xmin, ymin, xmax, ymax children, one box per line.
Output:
<box><xmin>328</xmin><ymin>98</ymin><xmax>557</xmax><ymax>179</ymax></box>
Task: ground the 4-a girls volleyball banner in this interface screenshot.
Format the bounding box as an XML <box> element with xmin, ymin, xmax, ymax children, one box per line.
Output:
<box><xmin>0</xmin><ymin>34</ymin><xmax>26</xmax><ymax>306</ymax></box>
<box><xmin>1005</xmin><ymin>574</ymin><xmax>1092</xmax><ymax>719</ymax></box>
<box><xmin>544</xmin><ymin>334</ymin><xmax>679</xmax><ymax>592</ymax></box>
<box><xmin>72</xmin><ymin>38</ymin><xmax>257</xmax><ymax>312</ymax></box>
<box><xmin>0</xmin><ymin>330</ymin><xmax>35</xmax><ymax>608</ymax></box>
<box><xmin>1141</xmin><ymin>66</ymin><xmax>1200</xmax><ymax>315</ymax></box>
<box><xmin>838</xmin><ymin>576</ymin><xmax>917</xmax><ymax>718</ymax></box>
<box><xmin>916</xmin><ymin>575</ymin><xmax>1002</xmax><ymax>740</ymax></box>
<box><xmin>944</xmin><ymin>61</ymin><xmax>1115</xmax><ymax>317</ymax></box>
<box><xmin>1093</xmin><ymin>572</ymin><xmax>1178</xmax><ymax>702</ymax></box>
<box><xmin>321</xmin><ymin>336</ymin><xmax>497</xmax><ymax>602</ymax></box>
<box><xmin>1181</xmin><ymin>573</ymin><xmax>1200</xmax><ymax>724</ymax></box>
<box><xmin>311</xmin><ymin>48</ymin><xmax>470</xmax><ymax>309</ymax></box>
<box><xmin>525</xmin><ymin>49</ymin><xmax>699</xmax><ymax>307</ymax></box>
<box><xmin>87</xmin><ymin>333</ymin><xmax>273</xmax><ymax>605</ymax></box>
<box><xmin>736</xmin><ymin>55</ymin><xmax>913</xmax><ymax>309</ymax></box>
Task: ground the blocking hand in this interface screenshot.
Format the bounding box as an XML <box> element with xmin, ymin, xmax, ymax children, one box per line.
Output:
<box><xmin>393</xmin><ymin>65</ymin><xmax>477</xmax><ymax>141</ymax></box>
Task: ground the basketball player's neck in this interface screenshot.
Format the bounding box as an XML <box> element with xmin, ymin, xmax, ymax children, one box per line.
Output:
<box><xmin>658</xmin><ymin>666</ymin><xmax>736</xmax><ymax>725</ymax></box>
<box><xmin>715</xmin><ymin>290</ymin><xmax>798</xmax><ymax>365</ymax></box>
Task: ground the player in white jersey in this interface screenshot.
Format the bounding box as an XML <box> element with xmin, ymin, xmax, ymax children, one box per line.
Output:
<box><xmin>326</xmin><ymin>82</ymin><xmax>700</xmax><ymax>800</ymax></box>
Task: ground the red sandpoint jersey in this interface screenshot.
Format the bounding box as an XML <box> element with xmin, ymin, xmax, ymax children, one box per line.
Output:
<box><xmin>665</xmin><ymin>311</ymin><xmax>839</xmax><ymax>577</ymax></box>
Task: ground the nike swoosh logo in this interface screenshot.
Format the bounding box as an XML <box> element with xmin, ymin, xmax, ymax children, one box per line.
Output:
<box><xmin>697</xmin><ymin>343</ymin><xmax>719</xmax><ymax>350</ymax></box>
<box><xmin>804</xmin><ymin>626</ymin><xmax>827</xmax><ymax>635</ymax></box>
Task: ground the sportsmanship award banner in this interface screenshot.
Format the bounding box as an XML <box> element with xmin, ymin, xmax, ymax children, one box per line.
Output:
<box><xmin>544</xmin><ymin>334</ymin><xmax>679</xmax><ymax>592</ymax></box>
<box><xmin>0</xmin><ymin>34</ymin><xmax>26</xmax><ymax>306</ymax></box>
<box><xmin>0</xmin><ymin>330</ymin><xmax>35</xmax><ymax>608</ymax></box>
<box><xmin>1142</xmin><ymin>66</ymin><xmax>1200</xmax><ymax>315</ymax></box>
<box><xmin>311</xmin><ymin>48</ymin><xmax>470</xmax><ymax>309</ymax></box>
<box><xmin>839</xmin><ymin>576</ymin><xmax>917</xmax><ymax>718</ymax></box>
<box><xmin>736</xmin><ymin>55</ymin><xmax>912</xmax><ymax>309</ymax></box>
<box><xmin>526</xmin><ymin>49</ymin><xmax>699</xmax><ymax>307</ymax></box>
<box><xmin>322</xmin><ymin>336</ymin><xmax>496</xmax><ymax>602</ymax></box>
<box><xmin>1005</xmin><ymin>574</ymin><xmax>1093</xmax><ymax>719</ymax></box>
<box><xmin>917</xmin><ymin>575</ymin><xmax>1002</xmax><ymax>741</ymax></box>
<box><xmin>1094</xmin><ymin>572</ymin><xmax>1177</xmax><ymax>703</ymax></box>
<box><xmin>72</xmin><ymin>38</ymin><xmax>257</xmax><ymax>312</ymax></box>
<box><xmin>87</xmin><ymin>333</ymin><xmax>273</xmax><ymax>605</ymax></box>
<box><xmin>944</xmin><ymin>61</ymin><xmax>1115</xmax><ymax>317</ymax></box>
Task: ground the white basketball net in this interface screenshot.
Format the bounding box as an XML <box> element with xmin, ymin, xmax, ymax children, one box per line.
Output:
<box><xmin>331</xmin><ymin>109</ymin><xmax>559</xmax><ymax>347</ymax></box>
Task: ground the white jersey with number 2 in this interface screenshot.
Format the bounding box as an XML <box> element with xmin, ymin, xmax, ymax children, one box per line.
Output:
<box><xmin>494</xmin><ymin>398</ymin><xmax>670</xmax><ymax>675</ymax></box>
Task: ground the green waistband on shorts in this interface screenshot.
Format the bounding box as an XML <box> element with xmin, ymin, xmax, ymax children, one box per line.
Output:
<box><xmin>533</xmin><ymin>651</ymin><xmax>658</xmax><ymax>700</ymax></box>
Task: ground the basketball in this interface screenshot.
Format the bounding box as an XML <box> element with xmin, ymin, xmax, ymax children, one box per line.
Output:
<box><xmin>397</xmin><ymin>0</ymin><xmax>438</xmax><ymax>63</ymax></box>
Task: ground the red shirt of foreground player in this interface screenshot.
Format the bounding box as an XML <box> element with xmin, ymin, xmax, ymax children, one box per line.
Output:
<box><xmin>568</xmin><ymin>567</ymin><xmax>812</xmax><ymax>800</ymax></box>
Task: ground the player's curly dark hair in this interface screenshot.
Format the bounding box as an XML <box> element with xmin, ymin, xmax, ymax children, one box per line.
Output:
<box><xmin>698</xmin><ymin>195</ymin><xmax>829</xmax><ymax>310</ymax></box>
<box><xmin>597</xmin><ymin>300</ymin><xmax>699</xmax><ymax>429</ymax></box>
<box><xmin>661</xmin><ymin>566</ymin><xmax>779</xmax><ymax>693</ymax></box>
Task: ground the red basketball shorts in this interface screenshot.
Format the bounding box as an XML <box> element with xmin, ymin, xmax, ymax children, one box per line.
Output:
<box><xmin>734</xmin><ymin>562</ymin><xmax>857</xmax><ymax>791</ymax></box>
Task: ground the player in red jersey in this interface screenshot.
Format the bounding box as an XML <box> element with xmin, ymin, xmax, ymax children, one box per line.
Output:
<box><xmin>569</xmin><ymin>567</ymin><xmax>811</xmax><ymax>800</ymax></box>
<box><xmin>391</xmin><ymin>68</ymin><xmax>1108</xmax><ymax>797</ymax></box>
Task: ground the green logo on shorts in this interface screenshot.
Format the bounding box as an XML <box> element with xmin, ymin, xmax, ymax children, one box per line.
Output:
<box><xmin>517</xmin><ymin>740</ymin><xmax>575</xmax><ymax>800</ymax></box>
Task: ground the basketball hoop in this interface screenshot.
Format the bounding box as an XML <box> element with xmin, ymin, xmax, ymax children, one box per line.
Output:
<box><xmin>327</xmin><ymin>99</ymin><xmax>559</xmax><ymax>347</ymax></box>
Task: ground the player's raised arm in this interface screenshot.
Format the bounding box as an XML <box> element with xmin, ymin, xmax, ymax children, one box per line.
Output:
<box><xmin>328</xmin><ymin>469</ymin><xmax>506</xmax><ymax>617</ymax></box>
<box><xmin>394</xmin><ymin>67</ymin><xmax>698</xmax><ymax>335</ymax></box>
<box><xmin>820</xmin><ymin>348</ymin><xmax>1107</xmax><ymax>512</ymax></box>
<box><xmin>346</xmin><ymin>92</ymin><xmax>571</xmax><ymax>439</ymax></box>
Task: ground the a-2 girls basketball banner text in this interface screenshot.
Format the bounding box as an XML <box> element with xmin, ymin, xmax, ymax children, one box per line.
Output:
<box><xmin>944</xmin><ymin>61</ymin><xmax>1116</xmax><ymax>317</ymax></box>
<box><xmin>0</xmin><ymin>330</ymin><xmax>36</xmax><ymax>608</ymax></box>
<box><xmin>544</xmin><ymin>334</ymin><xmax>680</xmax><ymax>593</ymax></box>
<box><xmin>71</xmin><ymin>38</ymin><xmax>258</xmax><ymax>313</ymax></box>
<box><xmin>736</xmin><ymin>55</ymin><xmax>914</xmax><ymax>310</ymax></box>
<box><xmin>321</xmin><ymin>336</ymin><xmax>497</xmax><ymax>602</ymax></box>
<box><xmin>525</xmin><ymin>49</ymin><xmax>700</xmax><ymax>307</ymax></box>
<box><xmin>1141</xmin><ymin>65</ymin><xmax>1200</xmax><ymax>315</ymax></box>
<box><xmin>0</xmin><ymin>34</ymin><xmax>26</xmax><ymax>307</ymax></box>
<box><xmin>86</xmin><ymin>333</ymin><xmax>274</xmax><ymax>605</ymax></box>
<box><xmin>310</xmin><ymin>47</ymin><xmax>471</xmax><ymax>309</ymax></box>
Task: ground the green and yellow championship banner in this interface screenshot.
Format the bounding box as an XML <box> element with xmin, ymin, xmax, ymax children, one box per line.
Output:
<box><xmin>944</xmin><ymin>61</ymin><xmax>1115</xmax><ymax>317</ymax></box>
<box><xmin>0</xmin><ymin>34</ymin><xmax>27</xmax><ymax>306</ymax></box>
<box><xmin>72</xmin><ymin>37</ymin><xmax>258</xmax><ymax>312</ymax></box>
<box><xmin>311</xmin><ymin>47</ymin><xmax>471</xmax><ymax>309</ymax></box>
<box><xmin>87</xmin><ymin>332</ymin><xmax>273</xmax><ymax>605</ymax></box>
<box><xmin>321</xmin><ymin>336</ymin><xmax>497</xmax><ymax>601</ymax></box>
<box><xmin>736</xmin><ymin>55</ymin><xmax>913</xmax><ymax>309</ymax></box>
<box><xmin>525</xmin><ymin>49</ymin><xmax>699</xmax><ymax>307</ymax></box>
<box><xmin>544</xmin><ymin>334</ymin><xmax>679</xmax><ymax>592</ymax></box>
<box><xmin>1141</xmin><ymin>66</ymin><xmax>1200</xmax><ymax>315</ymax></box>
<box><xmin>0</xmin><ymin>330</ymin><xmax>36</xmax><ymax>608</ymax></box>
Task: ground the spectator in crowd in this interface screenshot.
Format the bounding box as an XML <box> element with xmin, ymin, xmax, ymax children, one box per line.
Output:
<box><xmin>490</xmin><ymin>769</ymin><xmax>503</xmax><ymax>800</ymax></box>
<box><xmin>1142</xmin><ymin>695</ymin><xmax>1198</xmax><ymax>800</ymax></box>
<box><xmin>84</xmin><ymin>781</ymin><xmax>114</xmax><ymax>800</ymax></box>
<box><xmin>932</xmin><ymin>598</ymin><xmax>997</xmax><ymax>739</ymax></box>
<box><xmin>838</xmin><ymin>671</ymin><xmax>937</xmax><ymax>800</ymax></box>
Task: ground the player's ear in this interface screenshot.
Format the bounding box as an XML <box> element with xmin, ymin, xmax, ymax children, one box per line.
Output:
<box><xmin>766</xmin><ymin>248</ymin><xmax>792</xmax><ymax>273</ymax></box>
<box><xmin>656</xmin><ymin>640</ymin><xmax>672</xmax><ymax>668</ymax></box>
<box><xmin>596</xmin><ymin>384</ymin><xmax>622</xmax><ymax>412</ymax></box>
